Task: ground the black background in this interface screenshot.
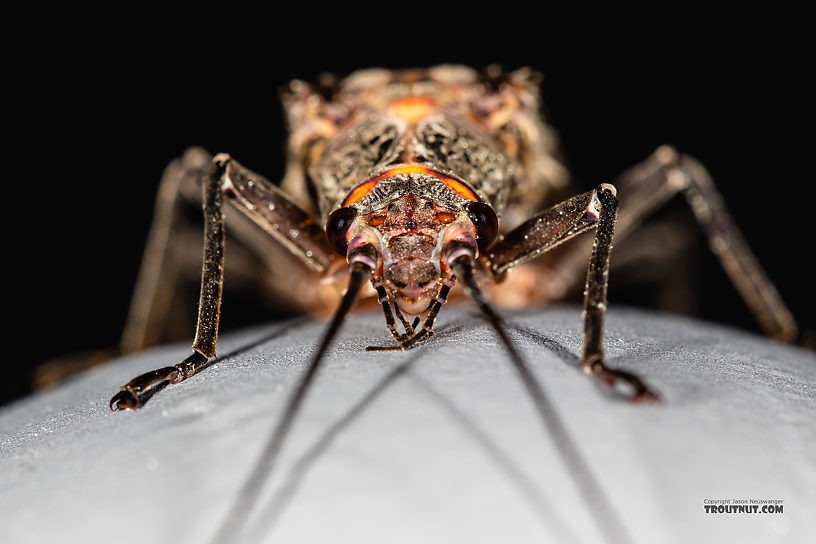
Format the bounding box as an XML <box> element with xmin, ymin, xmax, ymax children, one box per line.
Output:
<box><xmin>5</xmin><ymin>7</ymin><xmax>814</xmax><ymax>406</ymax></box>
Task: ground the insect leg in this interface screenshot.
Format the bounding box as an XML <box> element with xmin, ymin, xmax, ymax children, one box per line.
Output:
<box><xmin>111</xmin><ymin>155</ymin><xmax>336</xmax><ymax>410</ymax></box>
<box><xmin>579</xmin><ymin>185</ymin><xmax>657</xmax><ymax>401</ymax></box>
<box><xmin>121</xmin><ymin>147</ymin><xmax>211</xmax><ymax>353</ymax></box>
<box><xmin>547</xmin><ymin>147</ymin><xmax>798</xmax><ymax>342</ymax></box>
<box><xmin>670</xmin><ymin>150</ymin><xmax>797</xmax><ymax>341</ymax></box>
<box><xmin>218</xmin><ymin>156</ymin><xmax>334</xmax><ymax>273</ymax></box>
<box><xmin>488</xmin><ymin>185</ymin><xmax>659</xmax><ymax>401</ymax></box>
<box><xmin>111</xmin><ymin>156</ymin><xmax>229</xmax><ymax>410</ymax></box>
<box><xmin>122</xmin><ymin>147</ymin><xmax>338</xmax><ymax>355</ymax></box>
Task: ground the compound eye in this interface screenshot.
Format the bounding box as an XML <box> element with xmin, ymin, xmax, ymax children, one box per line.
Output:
<box><xmin>466</xmin><ymin>202</ymin><xmax>498</xmax><ymax>253</ymax></box>
<box><xmin>326</xmin><ymin>207</ymin><xmax>358</xmax><ymax>256</ymax></box>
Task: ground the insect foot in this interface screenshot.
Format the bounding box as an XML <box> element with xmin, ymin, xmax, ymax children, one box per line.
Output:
<box><xmin>583</xmin><ymin>356</ymin><xmax>661</xmax><ymax>403</ymax></box>
<box><xmin>109</xmin><ymin>353</ymin><xmax>208</xmax><ymax>410</ymax></box>
<box><xmin>109</xmin><ymin>389</ymin><xmax>140</xmax><ymax>411</ymax></box>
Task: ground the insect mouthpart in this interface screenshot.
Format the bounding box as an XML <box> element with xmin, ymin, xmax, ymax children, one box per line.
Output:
<box><xmin>327</xmin><ymin>184</ymin><xmax>500</xmax><ymax>319</ymax></box>
<box><xmin>385</xmin><ymin>254</ymin><xmax>441</xmax><ymax>316</ymax></box>
<box><xmin>324</xmin><ymin>159</ymin><xmax>501</xmax><ymax>334</ymax></box>
<box><xmin>371</xmin><ymin>195</ymin><xmax>454</xmax><ymax>317</ymax></box>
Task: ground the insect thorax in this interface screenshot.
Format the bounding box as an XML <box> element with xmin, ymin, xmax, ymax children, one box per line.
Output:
<box><xmin>281</xmin><ymin>65</ymin><xmax>569</xmax><ymax>227</ymax></box>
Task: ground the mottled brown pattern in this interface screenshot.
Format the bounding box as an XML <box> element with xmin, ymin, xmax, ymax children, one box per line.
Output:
<box><xmin>281</xmin><ymin>65</ymin><xmax>568</xmax><ymax>223</ymax></box>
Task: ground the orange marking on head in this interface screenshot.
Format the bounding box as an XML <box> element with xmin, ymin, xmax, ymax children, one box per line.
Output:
<box><xmin>367</xmin><ymin>214</ymin><xmax>386</xmax><ymax>227</ymax></box>
<box><xmin>342</xmin><ymin>163</ymin><xmax>479</xmax><ymax>206</ymax></box>
<box><xmin>435</xmin><ymin>211</ymin><xmax>457</xmax><ymax>224</ymax></box>
<box><xmin>441</xmin><ymin>177</ymin><xmax>478</xmax><ymax>202</ymax></box>
<box><xmin>343</xmin><ymin>179</ymin><xmax>380</xmax><ymax>206</ymax></box>
<box><xmin>387</xmin><ymin>96</ymin><xmax>435</xmax><ymax>123</ymax></box>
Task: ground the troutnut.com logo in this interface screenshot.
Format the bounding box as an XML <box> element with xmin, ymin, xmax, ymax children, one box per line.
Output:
<box><xmin>703</xmin><ymin>498</ymin><xmax>784</xmax><ymax>514</ymax></box>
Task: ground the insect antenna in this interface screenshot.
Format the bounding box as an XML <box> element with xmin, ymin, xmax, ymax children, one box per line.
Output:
<box><xmin>450</xmin><ymin>248</ymin><xmax>634</xmax><ymax>544</ymax></box>
<box><xmin>209</xmin><ymin>248</ymin><xmax>375</xmax><ymax>544</ymax></box>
